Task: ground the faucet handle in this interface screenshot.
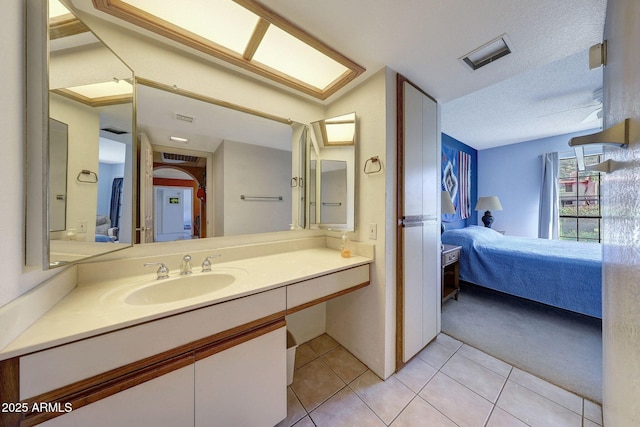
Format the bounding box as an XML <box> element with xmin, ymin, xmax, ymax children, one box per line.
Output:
<box><xmin>181</xmin><ymin>254</ymin><xmax>193</xmax><ymax>275</ymax></box>
<box><xmin>144</xmin><ymin>262</ymin><xmax>169</xmax><ymax>279</ymax></box>
<box><xmin>202</xmin><ymin>254</ymin><xmax>222</xmax><ymax>272</ymax></box>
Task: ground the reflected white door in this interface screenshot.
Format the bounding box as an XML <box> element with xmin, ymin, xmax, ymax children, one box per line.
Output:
<box><xmin>138</xmin><ymin>133</ymin><xmax>154</xmax><ymax>243</ymax></box>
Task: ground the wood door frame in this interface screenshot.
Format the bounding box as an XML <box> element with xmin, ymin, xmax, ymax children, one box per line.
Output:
<box><xmin>395</xmin><ymin>74</ymin><xmax>438</xmax><ymax>371</ymax></box>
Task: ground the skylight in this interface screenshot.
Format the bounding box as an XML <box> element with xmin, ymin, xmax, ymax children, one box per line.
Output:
<box><xmin>92</xmin><ymin>0</ymin><xmax>365</xmax><ymax>99</ymax></box>
<box><xmin>53</xmin><ymin>80</ymin><xmax>133</xmax><ymax>107</ymax></box>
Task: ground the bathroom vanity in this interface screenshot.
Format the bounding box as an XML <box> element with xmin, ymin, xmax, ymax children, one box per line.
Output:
<box><xmin>0</xmin><ymin>242</ymin><xmax>372</xmax><ymax>426</ymax></box>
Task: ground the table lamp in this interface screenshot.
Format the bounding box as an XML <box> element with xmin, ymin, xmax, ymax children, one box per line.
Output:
<box><xmin>475</xmin><ymin>196</ymin><xmax>502</xmax><ymax>228</ymax></box>
<box><xmin>441</xmin><ymin>191</ymin><xmax>456</xmax><ymax>233</ymax></box>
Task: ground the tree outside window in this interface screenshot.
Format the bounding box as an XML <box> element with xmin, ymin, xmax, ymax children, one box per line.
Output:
<box><xmin>558</xmin><ymin>154</ymin><xmax>602</xmax><ymax>242</ymax></box>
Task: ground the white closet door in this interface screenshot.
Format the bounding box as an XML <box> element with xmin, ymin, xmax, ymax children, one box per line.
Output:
<box><xmin>400</xmin><ymin>80</ymin><xmax>441</xmax><ymax>363</ymax></box>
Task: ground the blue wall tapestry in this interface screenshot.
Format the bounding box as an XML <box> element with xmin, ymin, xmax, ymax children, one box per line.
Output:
<box><xmin>442</xmin><ymin>145</ymin><xmax>471</xmax><ymax>222</ymax></box>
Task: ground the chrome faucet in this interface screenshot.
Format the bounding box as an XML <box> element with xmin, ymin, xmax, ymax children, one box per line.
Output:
<box><xmin>202</xmin><ymin>254</ymin><xmax>222</xmax><ymax>272</ymax></box>
<box><xmin>180</xmin><ymin>255</ymin><xmax>193</xmax><ymax>275</ymax></box>
<box><xmin>144</xmin><ymin>262</ymin><xmax>169</xmax><ymax>280</ymax></box>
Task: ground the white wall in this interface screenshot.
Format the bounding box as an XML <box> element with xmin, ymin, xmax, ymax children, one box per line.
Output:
<box><xmin>220</xmin><ymin>141</ymin><xmax>292</xmax><ymax>236</ymax></box>
<box><xmin>0</xmin><ymin>0</ymin><xmax>62</xmax><ymax>309</ymax></box>
<box><xmin>326</xmin><ymin>68</ymin><xmax>397</xmax><ymax>379</ymax></box>
<box><xmin>50</xmin><ymin>94</ymin><xmax>100</xmax><ymax>241</ymax></box>
<box><xmin>477</xmin><ymin>129</ymin><xmax>598</xmax><ymax>237</ymax></box>
<box><xmin>601</xmin><ymin>0</ymin><xmax>640</xmax><ymax>424</ymax></box>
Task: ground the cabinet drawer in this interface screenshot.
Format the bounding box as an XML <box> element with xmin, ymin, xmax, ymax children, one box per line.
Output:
<box><xmin>442</xmin><ymin>250</ymin><xmax>460</xmax><ymax>266</ymax></box>
<box><xmin>286</xmin><ymin>265</ymin><xmax>370</xmax><ymax>313</ymax></box>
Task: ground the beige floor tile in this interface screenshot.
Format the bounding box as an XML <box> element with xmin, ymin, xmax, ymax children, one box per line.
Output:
<box><xmin>349</xmin><ymin>370</ymin><xmax>415</xmax><ymax>425</ymax></box>
<box><xmin>420</xmin><ymin>372</ymin><xmax>493</xmax><ymax>427</ymax></box>
<box><xmin>275</xmin><ymin>387</ymin><xmax>307</xmax><ymax>427</ymax></box>
<box><xmin>486</xmin><ymin>407</ymin><xmax>528</xmax><ymax>427</ymax></box>
<box><xmin>416</xmin><ymin>341</ymin><xmax>456</xmax><ymax>369</ymax></box>
<box><xmin>294</xmin><ymin>343</ymin><xmax>318</xmax><ymax>370</ymax></box>
<box><xmin>390</xmin><ymin>396</ymin><xmax>457</xmax><ymax>427</ymax></box>
<box><xmin>497</xmin><ymin>380</ymin><xmax>582</xmax><ymax>427</ymax></box>
<box><xmin>290</xmin><ymin>358</ymin><xmax>345</xmax><ymax>412</ymax></box>
<box><xmin>321</xmin><ymin>346</ymin><xmax>367</xmax><ymax>383</ymax></box>
<box><xmin>394</xmin><ymin>356</ymin><xmax>438</xmax><ymax>393</ymax></box>
<box><xmin>308</xmin><ymin>334</ymin><xmax>339</xmax><ymax>356</ymax></box>
<box><xmin>310</xmin><ymin>386</ymin><xmax>386</xmax><ymax>427</ymax></box>
<box><xmin>509</xmin><ymin>367</ymin><xmax>582</xmax><ymax>414</ymax></box>
<box><xmin>457</xmin><ymin>344</ymin><xmax>512</xmax><ymax>377</ymax></box>
<box><xmin>435</xmin><ymin>333</ymin><xmax>463</xmax><ymax>350</ymax></box>
<box><xmin>584</xmin><ymin>399</ymin><xmax>602</xmax><ymax>425</ymax></box>
<box><xmin>441</xmin><ymin>353</ymin><xmax>508</xmax><ymax>403</ymax></box>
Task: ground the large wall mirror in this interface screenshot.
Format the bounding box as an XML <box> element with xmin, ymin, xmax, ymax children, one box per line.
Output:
<box><xmin>135</xmin><ymin>81</ymin><xmax>306</xmax><ymax>242</ymax></box>
<box><xmin>26</xmin><ymin>0</ymin><xmax>134</xmax><ymax>268</ymax></box>
<box><xmin>308</xmin><ymin>113</ymin><xmax>357</xmax><ymax>231</ymax></box>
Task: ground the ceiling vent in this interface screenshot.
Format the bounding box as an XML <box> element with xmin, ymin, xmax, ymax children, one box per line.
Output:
<box><xmin>161</xmin><ymin>152</ymin><xmax>199</xmax><ymax>164</ymax></box>
<box><xmin>174</xmin><ymin>113</ymin><xmax>194</xmax><ymax>123</ymax></box>
<box><xmin>460</xmin><ymin>34</ymin><xmax>513</xmax><ymax>71</ymax></box>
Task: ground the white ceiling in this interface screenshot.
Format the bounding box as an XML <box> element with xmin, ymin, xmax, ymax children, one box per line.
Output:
<box><xmin>73</xmin><ymin>0</ymin><xmax>608</xmax><ymax>151</ymax></box>
<box><xmin>136</xmin><ymin>84</ymin><xmax>294</xmax><ymax>154</ymax></box>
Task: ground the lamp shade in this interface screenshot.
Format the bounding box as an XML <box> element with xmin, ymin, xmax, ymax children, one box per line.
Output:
<box><xmin>475</xmin><ymin>196</ymin><xmax>503</xmax><ymax>211</ymax></box>
<box><xmin>441</xmin><ymin>191</ymin><xmax>456</xmax><ymax>214</ymax></box>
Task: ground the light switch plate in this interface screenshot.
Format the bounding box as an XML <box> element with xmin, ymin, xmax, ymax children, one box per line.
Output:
<box><xmin>368</xmin><ymin>223</ymin><xmax>377</xmax><ymax>240</ymax></box>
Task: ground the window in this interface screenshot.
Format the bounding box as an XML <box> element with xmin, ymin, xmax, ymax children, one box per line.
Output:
<box><xmin>558</xmin><ymin>154</ymin><xmax>602</xmax><ymax>242</ymax></box>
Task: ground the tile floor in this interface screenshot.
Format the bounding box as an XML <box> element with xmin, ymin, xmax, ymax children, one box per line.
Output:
<box><xmin>277</xmin><ymin>333</ymin><xmax>603</xmax><ymax>427</ymax></box>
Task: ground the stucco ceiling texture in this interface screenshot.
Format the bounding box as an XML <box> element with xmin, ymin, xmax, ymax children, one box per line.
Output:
<box><xmin>259</xmin><ymin>0</ymin><xmax>607</xmax><ymax>148</ymax></box>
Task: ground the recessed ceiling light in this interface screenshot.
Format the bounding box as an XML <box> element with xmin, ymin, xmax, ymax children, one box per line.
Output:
<box><xmin>169</xmin><ymin>136</ymin><xmax>189</xmax><ymax>143</ymax></box>
<box><xmin>460</xmin><ymin>34</ymin><xmax>513</xmax><ymax>71</ymax></box>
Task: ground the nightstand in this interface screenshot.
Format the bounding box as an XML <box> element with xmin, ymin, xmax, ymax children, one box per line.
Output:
<box><xmin>442</xmin><ymin>244</ymin><xmax>461</xmax><ymax>303</ymax></box>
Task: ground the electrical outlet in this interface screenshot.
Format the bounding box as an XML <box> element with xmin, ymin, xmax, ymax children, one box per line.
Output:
<box><xmin>368</xmin><ymin>223</ymin><xmax>377</xmax><ymax>240</ymax></box>
<box><xmin>79</xmin><ymin>220</ymin><xmax>87</xmax><ymax>232</ymax></box>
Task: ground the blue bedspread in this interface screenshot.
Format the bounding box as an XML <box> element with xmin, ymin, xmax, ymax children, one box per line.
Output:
<box><xmin>442</xmin><ymin>226</ymin><xmax>602</xmax><ymax>318</ymax></box>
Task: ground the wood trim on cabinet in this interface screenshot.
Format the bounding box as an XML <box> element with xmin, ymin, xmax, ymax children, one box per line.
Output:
<box><xmin>20</xmin><ymin>354</ymin><xmax>194</xmax><ymax>427</ymax></box>
<box><xmin>286</xmin><ymin>281</ymin><xmax>370</xmax><ymax>315</ymax></box>
<box><xmin>3</xmin><ymin>312</ymin><xmax>285</xmax><ymax>427</ymax></box>
<box><xmin>0</xmin><ymin>358</ymin><xmax>20</xmax><ymax>427</ymax></box>
<box><xmin>195</xmin><ymin>318</ymin><xmax>286</xmax><ymax>361</ymax></box>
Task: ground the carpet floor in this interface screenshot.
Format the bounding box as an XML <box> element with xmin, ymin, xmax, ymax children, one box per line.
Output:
<box><xmin>441</xmin><ymin>282</ymin><xmax>602</xmax><ymax>404</ymax></box>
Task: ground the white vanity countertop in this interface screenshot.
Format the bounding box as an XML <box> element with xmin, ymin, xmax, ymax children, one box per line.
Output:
<box><xmin>0</xmin><ymin>248</ymin><xmax>372</xmax><ymax>360</ymax></box>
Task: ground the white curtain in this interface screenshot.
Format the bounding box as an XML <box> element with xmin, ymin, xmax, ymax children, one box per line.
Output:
<box><xmin>538</xmin><ymin>152</ymin><xmax>559</xmax><ymax>239</ymax></box>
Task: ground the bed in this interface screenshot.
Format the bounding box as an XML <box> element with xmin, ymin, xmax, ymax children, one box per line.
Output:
<box><xmin>441</xmin><ymin>226</ymin><xmax>602</xmax><ymax>318</ymax></box>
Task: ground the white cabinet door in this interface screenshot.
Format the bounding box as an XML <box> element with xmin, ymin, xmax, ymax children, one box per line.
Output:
<box><xmin>400</xmin><ymin>80</ymin><xmax>441</xmax><ymax>363</ymax></box>
<box><xmin>195</xmin><ymin>326</ymin><xmax>287</xmax><ymax>427</ymax></box>
<box><xmin>40</xmin><ymin>365</ymin><xmax>194</xmax><ymax>427</ymax></box>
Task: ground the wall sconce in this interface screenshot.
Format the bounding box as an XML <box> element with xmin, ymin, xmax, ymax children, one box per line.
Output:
<box><xmin>589</xmin><ymin>41</ymin><xmax>607</xmax><ymax>70</ymax></box>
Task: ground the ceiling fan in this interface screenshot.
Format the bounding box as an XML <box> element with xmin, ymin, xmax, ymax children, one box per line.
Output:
<box><xmin>538</xmin><ymin>88</ymin><xmax>603</xmax><ymax>124</ymax></box>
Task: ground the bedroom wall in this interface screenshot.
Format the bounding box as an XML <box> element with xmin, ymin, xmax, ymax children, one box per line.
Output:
<box><xmin>477</xmin><ymin>129</ymin><xmax>598</xmax><ymax>237</ymax></box>
<box><xmin>441</xmin><ymin>133</ymin><xmax>478</xmax><ymax>230</ymax></box>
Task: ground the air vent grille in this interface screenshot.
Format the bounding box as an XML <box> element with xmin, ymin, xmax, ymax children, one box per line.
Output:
<box><xmin>161</xmin><ymin>152</ymin><xmax>199</xmax><ymax>163</ymax></box>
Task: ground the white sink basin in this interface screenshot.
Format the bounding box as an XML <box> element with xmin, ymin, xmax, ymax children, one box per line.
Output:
<box><xmin>125</xmin><ymin>273</ymin><xmax>235</xmax><ymax>305</ymax></box>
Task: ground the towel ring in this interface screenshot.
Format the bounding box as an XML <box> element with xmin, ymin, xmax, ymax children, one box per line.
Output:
<box><xmin>77</xmin><ymin>169</ymin><xmax>98</xmax><ymax>183</ymax></box>
<box><xmin>364</xmin><ymin>156</ymin><xmax>382</xmax><ymax>174</ymax></box>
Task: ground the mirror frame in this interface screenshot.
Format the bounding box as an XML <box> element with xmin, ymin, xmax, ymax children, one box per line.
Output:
<box><xmin>26</xmin><ymin>0</ymin><xmax>135</xmax><ymax>269</ymax></box>
<box><xmin>308</xmin><ymin>112</ymin><xmax>357</xmax><ymax>231</ymax></box>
